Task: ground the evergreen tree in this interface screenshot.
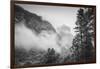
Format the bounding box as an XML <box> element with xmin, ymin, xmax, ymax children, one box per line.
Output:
<box><xmin>71</xmin><ymin>8</ymin><xmax>95</xmax><ymax>62</ymax></box>
<box><xmin>42</xmin><ymin>48</ymin><xmax>60</xmax><ymax>64</ymax></box>
<box><xmin>71</xmin><ymin>34</ymin><xmax>82</xmax><ymax>62</ymax></box>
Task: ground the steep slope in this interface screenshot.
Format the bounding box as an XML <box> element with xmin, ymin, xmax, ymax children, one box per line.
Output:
<box><xmin>14</xmin><ymin>5</ymin><xmax>74</xmax><ymax>66</ymax></box>
<box><xmin>15</xmin><ymin>5</ymin><xmax>56</xmax><ymax>34</ymax></box>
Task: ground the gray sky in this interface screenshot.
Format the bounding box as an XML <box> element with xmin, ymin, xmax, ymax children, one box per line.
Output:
<box><xmin>17</xmin><ymin>3</ymin><xmax>79</xmax><ymax>36</ymax></box>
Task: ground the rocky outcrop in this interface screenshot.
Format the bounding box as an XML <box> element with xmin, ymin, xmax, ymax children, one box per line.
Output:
<box><xmin>15</xmin><ymin>5</ymin><xmax>56</xmax><ymax>34</ymax></box>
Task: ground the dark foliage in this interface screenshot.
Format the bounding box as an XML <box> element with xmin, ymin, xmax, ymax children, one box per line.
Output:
<box><xmin>71</xmin><ymin>8</ymin><xmax>95</xmax><ymax>62</ymax></box>
<box><xmin>15</xmin><ymin>47</ymin><xmax>61</xmax><ymax>66</ymax></box>
<box><xmin>15</xmin><ymin>47</ymin><xmax>28</xmax><ymax>65</ymax></box>
<box><xmin>41</xmin><ymin>48</ymin><xmax>60</xmax><ymax>64</ymax></box>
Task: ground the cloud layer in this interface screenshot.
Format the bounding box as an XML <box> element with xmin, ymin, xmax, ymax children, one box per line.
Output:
<box><xmin>15</xmin><ymin>22</ymin><xmax>73</xmax><ymax>53</ymax></box>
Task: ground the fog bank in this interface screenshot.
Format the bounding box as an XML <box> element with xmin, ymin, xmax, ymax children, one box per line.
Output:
<box><xmin>15</xmin><ymin>22</ymin><xmax>73</xmax><ymax>53</ymax></box>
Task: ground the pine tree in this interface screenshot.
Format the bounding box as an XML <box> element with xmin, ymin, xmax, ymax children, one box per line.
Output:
<box><xmin>82</xmin><ymin>8</ymin><xmax>95</xmax><ymax>61</ymax></box>
<box><xmin>42</xmin><ymin>48</ymin><xmax>60</xmax><ymax>64</ymax></box>
<box><xmin>71</xmin><ymin>8</ymin><xmax>95</xmax><ymax>62</ymax></box>
<box><xmin>71</xmin><ymin>34</ymin><xmax>82</xmax><ymax>62</ymax></box>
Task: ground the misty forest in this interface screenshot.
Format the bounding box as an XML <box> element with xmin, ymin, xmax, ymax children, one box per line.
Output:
<box><xmin>14</xmin><ymin>5</ymin><xmax>96</xmax><ymax>66</ymax></box>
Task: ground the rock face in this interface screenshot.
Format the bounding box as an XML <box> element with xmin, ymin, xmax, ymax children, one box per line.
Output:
<box><xmin>14</xmin><ymin>5</ymin><xmax>60</xmax><ymax>66</ymax></box>
<box><xmin>14</xmin><ymin>5</ymin><xmax>73</xmax><ymax>53</ymax></box>
<box><xmin>14</xmin><ymin>5</ymin><xmax>74</xmax><ymax>66</ymax></box>
<box><xmin>15</xmin><ymin>5</ymin><xmax>56</xmax><ymax>34</ymax></box>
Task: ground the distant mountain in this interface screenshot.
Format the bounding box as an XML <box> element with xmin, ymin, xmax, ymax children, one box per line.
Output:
<box><xmin>15</xmin><ymin>5</ymin><xmax>56</xmax><ymax>34</ymax></box>
<box><xmin>14</xmin><ymin>5</ymin><xmax>74</xmax><ymax>61</ymax></box>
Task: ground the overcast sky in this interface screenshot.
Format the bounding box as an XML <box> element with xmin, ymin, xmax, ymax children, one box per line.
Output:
<box><xmin>16</xmin><ymin>3</ymin><xmax>79</xmax><ymax>36</ymax></box>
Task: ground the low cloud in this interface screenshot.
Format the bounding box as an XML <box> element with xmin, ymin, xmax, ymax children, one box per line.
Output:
<box><xmin>15</xmin><ymin>23</ymin><xmax>73</xmax><ymax>53</ymax></box>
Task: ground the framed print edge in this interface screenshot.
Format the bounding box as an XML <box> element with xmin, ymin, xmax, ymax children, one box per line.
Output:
<box><xmin>10</xmin><ymin>0</ymin><xmax>96</xmax><ymax>68</ymax></box>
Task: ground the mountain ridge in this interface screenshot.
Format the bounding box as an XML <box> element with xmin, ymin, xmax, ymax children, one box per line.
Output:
<box><xmin>15</xmin><ymin>5</ymin><xmax>56</xmax><ymax>34</ymax></box>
